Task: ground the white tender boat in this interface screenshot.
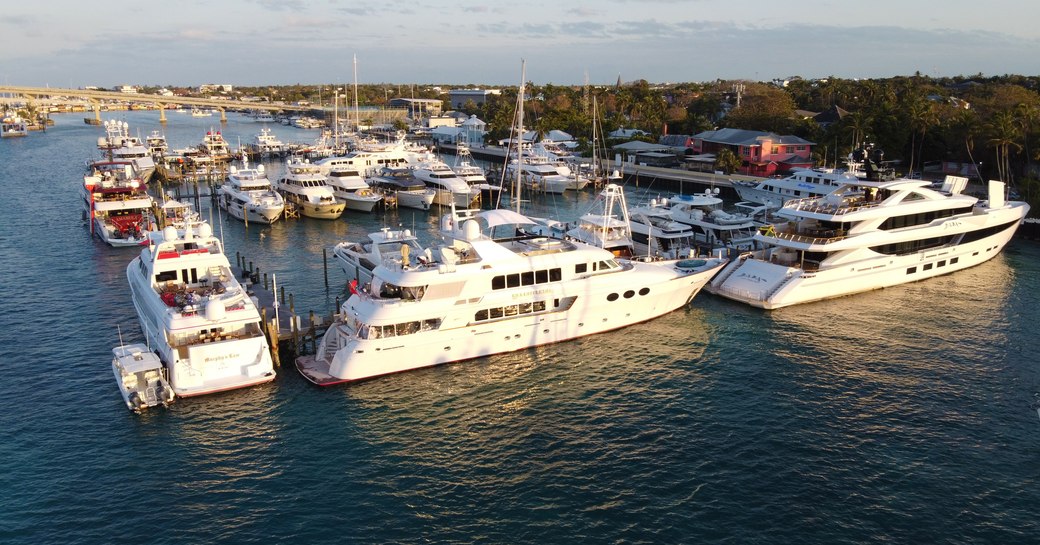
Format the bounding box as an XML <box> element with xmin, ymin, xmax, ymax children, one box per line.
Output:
<box><xmin>112</xmin><ymin>343</ymin><xmax>175</xmax><ymax>413</ymax></box>
<box><xmin>325</xmin><ymin>166</ymin><xmax>383</xmax><ymax>212</ymax></box>
<box><xmin>332</xmin><ymin>227</ymin><xmax>425</xmax><ymax>287</ymax></box>
<box><xmin>127</xmin><ymin>222</ymin><xmax>277</xmax><ymax>396</ymax></box>
<box><xmin>707</xmin><ymin>176</ymin><xmax>1030</xmax><ymax>309</ymax></box>
<box><xmin>277</xmin><ymin>159</ymin><xmax>346</xmax><ymax>219</ymax></box>
<box><xmin>82</xmin><ymin>166</ymin><xmax>155</xmax><ymax>247</ymax></box>
<box><xmin>296</xmin><ymin>206</ymin><xmax>726</xmax><ymax>385</ymax></box>
<box><xmin>218</xmin><ymin>159</ymin><xmax>285</xmax><ymax>224</ymax></box>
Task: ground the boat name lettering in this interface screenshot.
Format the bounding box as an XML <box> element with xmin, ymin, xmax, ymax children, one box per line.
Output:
<box><xmin>736</xmin><ymin>272</ymin><xmax>768</xmax><ymax>284</ymax></box>
<box><xmin>944</xmin><ymin>220</ymin><xmax>963</xmax><ymax>229</ymax></box>
<box><xmin>513</xmin><ymin>288</ymin><xmax>552</xmax><ymax>299</ymax></box>
<box><xmin>203</xmin><ymin>353</ymin><xmax>240</xmax><ymax>363</ymax></box>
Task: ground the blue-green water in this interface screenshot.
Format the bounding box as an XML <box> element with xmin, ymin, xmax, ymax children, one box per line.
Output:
<box><xmin>1</xmin><ymin>112</ymin><xmax>1038</xmax><ymax>544</ymax></box>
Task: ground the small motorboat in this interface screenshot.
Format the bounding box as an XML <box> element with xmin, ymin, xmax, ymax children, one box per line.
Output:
<box><xmin>111</xmin><ymin>343</ymin><xmax>175</xmax><ymax>413</ymax></box>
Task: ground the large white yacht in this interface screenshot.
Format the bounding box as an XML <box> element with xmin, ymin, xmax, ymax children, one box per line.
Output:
<box><xmin>411</xmin><ymin>159</ymin><xmax>478</xmax><ymax>208</ymax></box>
<box><xmin>96</xmin><ymin>120</ymin><xmax>156</xmax><ymax>182</ymax></box>
<box><xmin>504</xmin><ymin>155</ymin><xmax>572</xmax><ymax>194</ymax></box>
<box><xmin>127</xmin><ymin>222</ymin><xmax>276</xmax><ymax>396</ymax></box>
<box><xmin>218</xmin><ymin>159</ymin><xmax>285</xmax><ymax>224</ymax></box>
<box><xmin>452</xmin><ymin>143</ymin><xmax>502</xmax><ymax>206</ymax></box>
<box><xmin>325</xmin><ymin>165</ymin><xmax>383</xmax><ymax>212</ymax></box>
<box><xmin>707</xmin><ymin>176</ymin><xmax>1030</xmax><ymax>309</ymax></box>
<box><xmin>314</xmin><ymin>136</ymin><xmax>432</xmax><ymax>177</ymax></box>
<box><xmin>82</xmin><ymin>166</ymin><xmax>155</xmax><ymax>247</ymax></box>
<box><xmin>296</xmin><ymin>206</ymin><xmax>726</xmax><ymax>385</ymax></box>
<box><xmin>733</xmin><ymin>147</ymin><xmax>896</xmax><ymax>208</ymax></box>
<box><xmin>277</xmin><ymin>159</ymin><xmax>346</xmax><ymax>219</ymax></box>
<box><xmin>249</xmin><ymin>127</ymin><xmax>286</xmax><ymax>158</ymax></box>
<box><xmin>367</xmin><ymin>166</ymin><xmax>437</xmax><ymax>210</ymax></box>
<box><xmin>197</xmin><ymin>129</ymin><xmax>232</xmax><ymax>162</ymax></box>
<box><xmin>628</xmin><ymin>197</ymin><xmax>699</xmax><ymax>260</ymax></box>
<box><xmin>666</xmin><ymin>190</ymin><xmax>759</xmax><ymax>253</ymax></box>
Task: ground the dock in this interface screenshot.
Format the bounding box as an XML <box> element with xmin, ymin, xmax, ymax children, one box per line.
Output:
<box><xmin>231</xmin><ymin>252</ymin><xmax>337</xmax><ymax>367</ymax></box>
<box><xmin>434</xmin><ymin>142</ymin><xmax>767</xmax><ymax>199</ymax></box>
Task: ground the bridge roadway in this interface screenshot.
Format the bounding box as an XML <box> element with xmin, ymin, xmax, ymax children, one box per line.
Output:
<box><xmin>0</xmin><ymin>85</ymin><xmax>310</xmax><ymax>124</ymax></box>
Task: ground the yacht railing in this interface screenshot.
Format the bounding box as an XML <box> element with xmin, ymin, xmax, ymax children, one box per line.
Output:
<box><xmin>784</xmin><ymin>195</ymin><xmax>883</xmax><ymax>216</ymax></box>
<box><xmin>758</xmin><ymin>224</ymin><xmax>847</xmax><ymax>245</ymax></box>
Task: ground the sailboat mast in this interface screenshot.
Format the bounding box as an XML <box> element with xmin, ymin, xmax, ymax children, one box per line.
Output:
<box><xmin>353</xmin><ymin>54</ymin><xmax>361</xmax><ymax>131</ymax></box>
<box><xmin>514</xmin><ymin>60</ymin><xmax>526</xmax><ymax>214</ymax></box>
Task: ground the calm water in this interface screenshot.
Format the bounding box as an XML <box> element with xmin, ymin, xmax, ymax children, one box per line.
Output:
<box><xmin>1</xmin><ymin>112</ymin><xmax>1038</xmax><ymax>545</ymax></box>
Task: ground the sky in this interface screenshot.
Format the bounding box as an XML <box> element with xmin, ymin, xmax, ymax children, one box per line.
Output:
<box><xmin>2</xmin><ymin>0</ymin><xmax>1039</xmax><ymax>89</ymax></box>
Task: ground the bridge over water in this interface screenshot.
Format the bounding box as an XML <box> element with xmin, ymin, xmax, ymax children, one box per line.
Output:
<box><xmin>0</xmin><ymin>85</ymin><xmax>311</xmax><ymax>124</ymax></box>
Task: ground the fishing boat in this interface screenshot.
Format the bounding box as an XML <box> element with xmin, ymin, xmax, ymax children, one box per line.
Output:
<box><xmin>112</xmin><ymin>343</ymin><xmax>175</xmax><ymax>413</ymax></box>
<box><xmin>707</xmin><ymin>176</ymin><xmax>1030</xmax><ymax>309</ymax></box>
<box><xmin>126</xmin><ymin>222</ymin><xmax>277</xmax><ymax>396</ymax></box>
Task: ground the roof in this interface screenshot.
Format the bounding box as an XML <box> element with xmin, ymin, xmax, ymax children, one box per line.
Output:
<box><xmin>694</xmin><ymin>128</ymin><xmax>815</xmax><ymax>146</ymax></box>
<box><xmin>612</xmin><ymin>140</ymin><xmax>671</xmax><ymax>152</ymax></box>
<box><xmin>813</xmin><ymin>105</ymin><xmax>849</xmax><ymax>124</ymax></box>
<box><xmin>545</xmin><ymin>129</ymin><xmax>573</xmax><ymax>142</ymax></box>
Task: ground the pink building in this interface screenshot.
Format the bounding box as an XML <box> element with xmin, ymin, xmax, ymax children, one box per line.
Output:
<box><xmin>690</xmin><ymin>128</ymin><xmax>814</xmax><ymax>176</ymax></box>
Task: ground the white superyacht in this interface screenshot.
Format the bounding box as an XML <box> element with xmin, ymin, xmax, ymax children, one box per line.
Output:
<box><xmin>296</xmin><ymin>206</ymin><xmax>726</xmax><ymax>385</ymax></box>
<box><xmin>707</xmin><ymin>176</ymin><xmax>1030</xmax><ymax>309</ymax></box>
<box><xmin>217</xmin><ymin>158</ymin><xmax>285</xmax><ymax>224</ymax></box>
<box><xmin>127</xmin><ymin>222</ymin><xmax>276</xmax><ymax>396</ymax></box>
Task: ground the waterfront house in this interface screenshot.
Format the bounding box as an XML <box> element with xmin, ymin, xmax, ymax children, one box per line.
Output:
<box><xmin>689</xmin><ymin>128</ymin><xmax>814</xmax><ymax>177</ymax></box>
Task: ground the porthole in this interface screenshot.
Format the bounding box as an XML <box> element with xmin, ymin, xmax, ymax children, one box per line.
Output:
<box><xmin>638</xmin><ymin>287</ymin><xmax>650</xmax><ymax>296</ymax></box>
<box><xmin>623</xmin><ymin>290</ymin><xmax>635</xmax><ymax>298</ymax></box>
<box><xmin>607</xmin><ymin>293</ymin><xmax>619</xmax><ymax>301</ymax></box>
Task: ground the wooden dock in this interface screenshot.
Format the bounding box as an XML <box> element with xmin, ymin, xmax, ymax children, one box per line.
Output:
<box><xmin>231</xmin><ymin>253</ymin><xmax>337</xmax><ymax>367</ymax></box>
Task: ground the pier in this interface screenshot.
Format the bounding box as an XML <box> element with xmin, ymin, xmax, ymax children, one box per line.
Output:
<box><xmin>232</xmin><ymin>253</ymin><xmax>337</xmax><ymax>367</ymax></box>
<box><xmin>434</xmin><ymin>141</ymin><xmax>766</xmax><ymax>199</ymax></box>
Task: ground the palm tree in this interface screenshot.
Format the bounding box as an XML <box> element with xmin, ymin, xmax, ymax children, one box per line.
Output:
<box><xmin>906</xmin><ymin>98</ymin><xmax>937</xmax><ymax>175</ymax></box>
<box><xmin>985</xmin><ymin>111</ymin><xmax>1023</xmax><ymax>183</ymax></box>
<box><xmin>841</xmin><ymin>111</ymin><xmax>872</xmax><ymax>149</ymax></box>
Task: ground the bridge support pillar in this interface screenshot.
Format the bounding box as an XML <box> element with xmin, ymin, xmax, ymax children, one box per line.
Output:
<box><xmin>219</xmin><ymin>107</ymin><xmax>227</xmax><ymax>124</ymax></box>
<box><xmin>158</xmin><ymin>103</ymin><xmax>167</xmax><ymax>124</ymax></box>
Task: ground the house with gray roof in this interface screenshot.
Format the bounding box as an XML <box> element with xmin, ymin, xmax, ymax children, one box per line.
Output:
<box><xmin>690</xmin><ymin>128</ymin><xmax>815</xmax><ymax>176</ymax></box>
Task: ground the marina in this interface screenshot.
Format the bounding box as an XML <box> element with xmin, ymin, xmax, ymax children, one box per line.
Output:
<box><xmin>2</xmin><ymin>111</ymin><xmax>1039</xmax><ymax>544</ymax></box>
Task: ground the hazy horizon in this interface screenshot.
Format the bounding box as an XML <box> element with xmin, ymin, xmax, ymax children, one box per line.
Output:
<box><xmin>3</xmin><ymin>0</ymin><xmax>1039</xmax><ymax>88</ymax></box>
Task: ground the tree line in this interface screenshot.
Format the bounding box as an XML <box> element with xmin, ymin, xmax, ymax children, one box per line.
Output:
<box><xmin>151</xmin><ymin>75</ymin><xmax>1040</xmax><ymax>208</ymax></box>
